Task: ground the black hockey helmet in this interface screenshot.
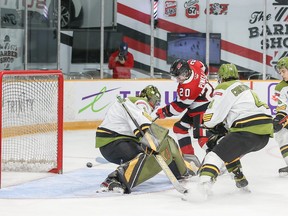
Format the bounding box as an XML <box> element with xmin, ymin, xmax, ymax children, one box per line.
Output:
<box><xmin>170</xmin><ymin>59</ymin><xmax>192</xmax><ymax>80</ymax></box>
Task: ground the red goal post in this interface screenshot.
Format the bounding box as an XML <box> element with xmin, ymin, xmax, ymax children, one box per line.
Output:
<box><xmin>0</xmin><ymin>70</ymin><xmax>64</xmax><ymax>188</ymax></box>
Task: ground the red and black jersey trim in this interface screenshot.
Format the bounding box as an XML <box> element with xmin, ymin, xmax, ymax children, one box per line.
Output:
<box><xmin>162</xmin><ymin>105</ymin><xmax>174</xmax><ymax>117</ymax></box>
<box><xmin>171</xmin><ymin>100</ymin><xmax>190</xmax><ymax>112</ymax></box>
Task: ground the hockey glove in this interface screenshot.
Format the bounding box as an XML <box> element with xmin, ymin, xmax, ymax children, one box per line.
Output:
<box><xmin>206</xmin><ymin>134</ymin><xmax>225</xmax><ymax>153</ymax></box>
<box><xmin>208</xmin><ymin>123</ymin><xmax>228</xmax><ymax>136</ymax></box>
<box><xmin>273</xmin><ymin>112</ymin><xmax>288</xmax><ymax>133</ymax></box>
<box><xmin>156</xmin><ymin>107</ymin><xmax>170</xmax><ymax>119</ymax></box>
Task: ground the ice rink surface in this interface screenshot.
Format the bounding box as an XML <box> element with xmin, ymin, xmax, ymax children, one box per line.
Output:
<box><xmin>0</xmin><ymin>129</ymin><xmax>287</xmax><ymax>216</ymax></box>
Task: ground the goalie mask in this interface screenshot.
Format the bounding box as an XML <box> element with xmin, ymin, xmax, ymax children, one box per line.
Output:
<box><xmin>276</xmin><ymin>57</ymin><xmax>288</xmax><ymax>73</ymax></box>
<box><xmin>218</xmin><ymin>63</ymin><xmax>239</xmax><ymax>83</ymax></box>
<box><xmin>170</xmin><ymin>59</ymin><xmax>192</xmax><ymax>83</ymax></box>
<box><xmin>140</xmin><ymin>85</ymin><xmax>161</xmax><ymax>110</ymax></box>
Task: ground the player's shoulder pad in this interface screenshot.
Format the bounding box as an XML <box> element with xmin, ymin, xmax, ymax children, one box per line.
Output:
<box><xmin>215</xmin><ymin>80</ymin><xmax>239</xmax><ymax>91</ymax></box>
<box><xmin>275</xmin><ymin>80</ymin><xmax>288</xmax><ymax>92</ymax></box>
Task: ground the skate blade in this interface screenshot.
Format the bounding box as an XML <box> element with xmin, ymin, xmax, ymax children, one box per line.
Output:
<box><xmin>279</xmin><ymin>172</ymin><xmax>288</xmax><ymax>177</ymax></box>
<box><xmin>182</xmin><ymin>188</ymin><xmax>210</xmax><ymax>202</ymax></box>
<box><xmin>181</xmin><ymin>182</ymin><xmax>213</xmax><ymax>202</ymax></box>
<box><xmin>239</xmin><ymin>186</ymin><xmax>251</xmax><ymax>193</ymax></box>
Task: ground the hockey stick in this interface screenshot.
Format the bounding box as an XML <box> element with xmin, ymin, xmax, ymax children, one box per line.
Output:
<box><xmin>117</xmin><ymin>95</ymin><xmax>188</xmax><ymax>194</ymax></box>
<box><xmin>95</xmin><ymin>157</ymin><xmax>109</xmax><ymax>164</ymax></box>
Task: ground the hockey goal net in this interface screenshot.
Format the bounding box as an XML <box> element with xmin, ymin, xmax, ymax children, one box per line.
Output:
<box><xmin>0</xmin><ymin>70</ymin><xmax>63</xmax><ymax>187</ymax></box>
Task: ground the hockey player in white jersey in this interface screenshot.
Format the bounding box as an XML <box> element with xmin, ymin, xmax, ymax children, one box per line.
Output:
<box><xmin>195</xmin><ymin>63</ymin><xmax>273</xmax><ymax>197</ymax></box>
<box><xmin>95</xmin><ymin>85</ymin><xmax>196</xmax><ymax>193</ymax></box>
<box><xmin>273</xmin><ymin>56</ymin><xmax>288</xmax><ymax>176</ymax></box>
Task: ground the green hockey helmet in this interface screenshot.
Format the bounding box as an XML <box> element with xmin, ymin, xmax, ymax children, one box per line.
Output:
<box><xmin>139</xmin><ymin>85</ymin><xmax>161</xmax><ymax>110</ymax></box>
<box><xmin>276</xmin><ymin>57</ymin><xmax>288</xmax><ymax>72</ymax></box>
<box><xmin>218</xmin><ymin>63</ymin><xmax>239</xmax><ymax>83</ymax></box>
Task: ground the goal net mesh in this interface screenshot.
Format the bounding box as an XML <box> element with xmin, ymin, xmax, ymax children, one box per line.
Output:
<box><xmin>1</xmin><ymin>73</ymin><xmax>62</xmax><ymax>172</ymax></box>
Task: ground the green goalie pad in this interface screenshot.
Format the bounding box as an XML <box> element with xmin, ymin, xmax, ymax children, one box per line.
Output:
<box><xmin>140</xmin><ymin>123</ymin><xmax>169</xmax><ymax>152</ymax></box>
<box><xmin>116</xmin><ymin>134</ymin><xmax>192</xmax><ymax>191</ymax></box>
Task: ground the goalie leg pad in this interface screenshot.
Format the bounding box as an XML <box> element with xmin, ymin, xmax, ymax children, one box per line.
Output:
<box><xmin>140</xmin><ymin>123</ymin><xmax>169</xmax><ymax>152</ymax></box>
<box><xmin>165</xmin><ymin>136</ymin><xmax>198</xmax><ymax>176</ymax></box>
<box><xmin>117</xmin><ymin>135</ymin><xmax>197</xmax><ymax>191</ymax></box>
<box><xmin>115</xmin><ymin>153</ymin><xmax>163</xmax><ymax>190</ymax></box>
<box><xmin>108</xmin><ymin>124</ymin><xmax>198</xmax><ymax>193</ymax></box>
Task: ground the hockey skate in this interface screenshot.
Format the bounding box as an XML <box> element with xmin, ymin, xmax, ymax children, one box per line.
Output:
<box><xmin>197</xmin><ymin>179</ymin><xmax>214</xmax><ymax>199</ymax></box>
<box><xmin>279</xmin><ymin>166</ymin><xmax>288</xmax><ymax>177</ymax></box>
<box><xmin>179</xmin><ymin>168</ymin><xmax>196</xmax><ymax>181</ymax></box>
<box><xmin>183</xmin><ymin>154</ymin><xmax>201</xmax><ymax>169</ymax></box>
<box><xmin>232</xmin><ymin>167</ymin><xmax>250</xmax><ymax>192</ymax></box>
<box><xmin>182</xmin><ymin>177</ymin><xmax>214</xmax><ymax>202</ymax></box>
<box><xmin>98</xmin><ymin>177</ymin><xmax>126</xmax><ymax>194</ymax></box>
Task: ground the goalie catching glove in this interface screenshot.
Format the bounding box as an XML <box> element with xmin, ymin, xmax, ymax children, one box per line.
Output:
<box><xmin>273</xmin><ymin>112</ymin><xmax>288</xmax><ymax>133</ymax></box>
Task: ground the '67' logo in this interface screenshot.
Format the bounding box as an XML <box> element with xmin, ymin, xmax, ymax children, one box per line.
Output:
<box><xmin>184</xmin><ymin>0</ymin><xmax>200</xmax><ymax>18</ymax></box>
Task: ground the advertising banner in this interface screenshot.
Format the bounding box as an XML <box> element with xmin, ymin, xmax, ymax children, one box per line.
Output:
<box><xmin>64</xmin><ymin>79</ymin><xmax>280</xmax><ymax>122</ymax></box>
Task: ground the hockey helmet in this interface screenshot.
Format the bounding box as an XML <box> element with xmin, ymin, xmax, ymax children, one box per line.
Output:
<box><xmin>170</xmin><ymin>59</ymin><xmax>192</xmax><ymax>82</ymax></box>
<box><xmin>140</xmin><ymin>85</ymin><xmax>161</xmax><ymax>109</ymax></box>
<box><xmin>276</xmin><ymin>57</ymin><xmax>288</xmax><ymax>72</ymax></box>
<box><xmin>218</xmin><ymin>63</ymin><xmax>239</xmax><ymax>83</ymax></box>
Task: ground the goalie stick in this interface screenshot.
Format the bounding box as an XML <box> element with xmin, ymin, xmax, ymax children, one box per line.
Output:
<box><xmin>116</xmin><ymin>95</ymin><xmax>188</xmax><ymax>194</ymax></box>
<box><xmin>95</xmin><ymin>156</ymin><xmax>109</xmax><ymax>164</ymax></box>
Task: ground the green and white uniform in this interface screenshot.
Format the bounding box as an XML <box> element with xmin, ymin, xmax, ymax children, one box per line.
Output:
<box><xmin>201</xmin><ymin>80</ymin><xmax>273</xmax><ymax>184</ymax></box>
<box><xmin>96</xmin><ymin>97</ymin><xmax>152</xmax><ymax>149</ymax></box>
<box><xmin>96</xmin><ymin>96</ymin><xmax>195</xmax><ymax>193</ymax></box>
<box><xmin>274</xmin><ymin>80</ymin><xmax>288</xmax><ymax>167</ymax></box>
<box><xmin>204</xmin><ymin>80</ymin><xmax>273</xmax><ymax>135</ymax></box>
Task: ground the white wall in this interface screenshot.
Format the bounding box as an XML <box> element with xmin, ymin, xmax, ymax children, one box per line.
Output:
<box><xmin>64</xmin><ymin>79</ymin><xmax>279</xmax><ymax>123</ymax></box>
<box><xmin>117</xmin><ymin>0</ymin><xmax>285</xmax><ymax>79</ymax></box>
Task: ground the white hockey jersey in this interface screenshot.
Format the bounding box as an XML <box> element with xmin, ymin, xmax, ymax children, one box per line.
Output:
<box><xmin>274</xmin><ymin>80</ymin><xmax>288</xmax><ymax>115</ymax></box>
<box><xmin>203</xmin><ymin>80</ymin><xmax>273</xmax><ymax>136</ymax></box>
<box><xmin>96</xmin><ymin>97</ymin><xmax>152</xmax><ymax>148</ymax></box>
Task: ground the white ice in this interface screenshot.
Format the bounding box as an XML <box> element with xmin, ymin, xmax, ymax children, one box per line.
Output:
<box><xmin>0</xmin><ymin>129</ymin><xmax>287</xmax><ymax>216</ymax></box>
